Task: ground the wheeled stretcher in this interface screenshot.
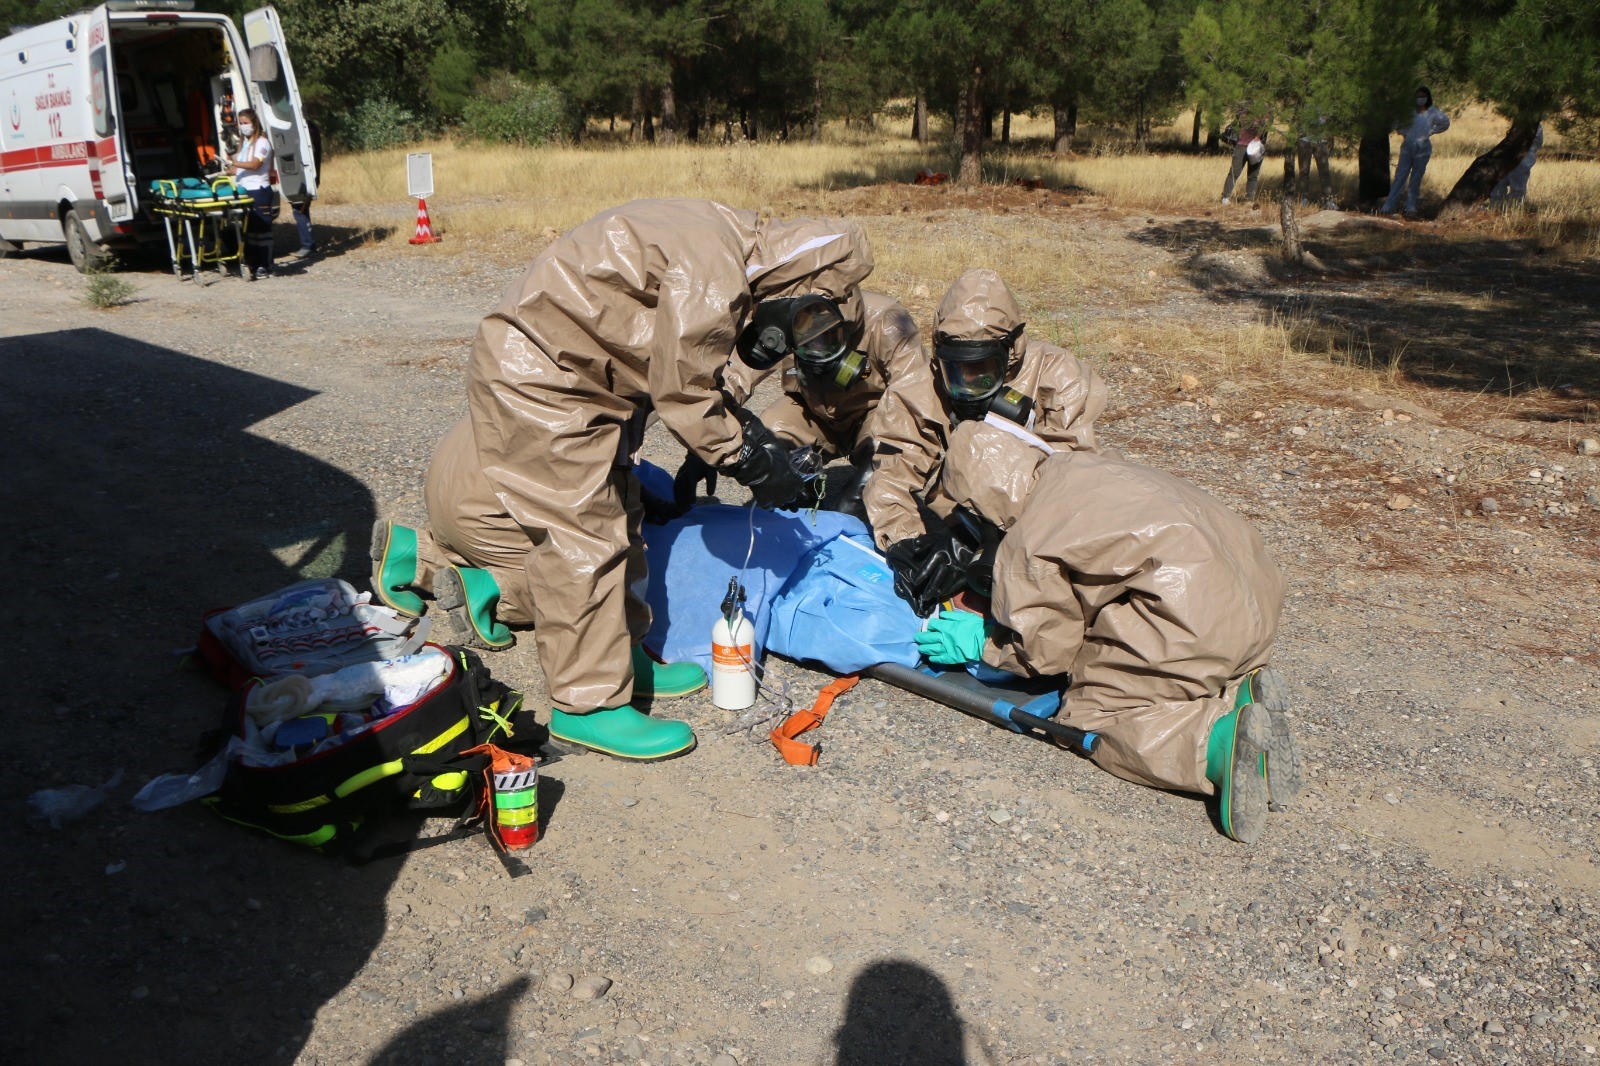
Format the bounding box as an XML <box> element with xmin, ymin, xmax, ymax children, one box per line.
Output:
<box><xmin>145</xmin><ymin>177</ymin><xmax>258</xmax><ymax>281</ymax></box>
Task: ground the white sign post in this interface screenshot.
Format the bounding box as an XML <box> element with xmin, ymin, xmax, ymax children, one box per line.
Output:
<box><xmin>406</xmin><ymin>152</ymin><xmax>435</xmax><ymax>199</ymax></box>
<box><xmin>406</xmin><ymin>152</ymin><xmax>439</xmax><ymax>244</ymax></box>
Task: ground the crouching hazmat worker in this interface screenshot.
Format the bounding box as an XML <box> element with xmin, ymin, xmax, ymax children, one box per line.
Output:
<box><xmin>667</xmin><ymin>290</ymin><xmax>947</xmax><ymax>532</ymax></box>
<box><xmin>913</xmin><ymin>422</ymin><xmax>1302</xmax><ymax>842</ymax></box>
<box><xmin>372</xmin><ymin>198</ymin><xmax>874</xmax><ymax>761</ymax></box>
<box><xmin>884</xmin><ymin>268</ymin><xmax>1108</xmax><ymax>617</ymax></box>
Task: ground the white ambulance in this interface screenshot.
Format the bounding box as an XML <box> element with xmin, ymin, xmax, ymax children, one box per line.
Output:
<box><xmin>0</xmin><ymin>0</ymin><xmax>316</xmax><ymax>271</ymax></box>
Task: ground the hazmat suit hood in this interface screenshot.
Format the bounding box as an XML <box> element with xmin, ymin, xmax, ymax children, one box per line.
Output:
<box><xmin>941</xmin><ymin>420</ymin><xmax>1052</xmax><ymax>531</ymax></box>
<box><xmin>934</xmin><ymin>268</ymin><xmax>1028</xmax><ymax>376</ymax></box>
<box><xmin>747</xmin><ymin>216</ymin><xmax>875</xmax><ymax>338</ymax></box>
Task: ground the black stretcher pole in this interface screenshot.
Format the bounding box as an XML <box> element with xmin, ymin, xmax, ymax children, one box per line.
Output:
<box><xmin>866</xmin><ymin>662</ymin><xmax>1098</xmax><ymax>756</ymax></box>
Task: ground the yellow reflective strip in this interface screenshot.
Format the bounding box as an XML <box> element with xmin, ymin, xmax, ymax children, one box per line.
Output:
<box><xmin>333</xmin><ymin>716</ymin><xmax>472</xmax><ymax>798</ymax></box>
<box><xmin>269</xmin><ymin>795</ymin><xmax>333</xmax><ymax>814</ymax></box>
<box><xmin>415</xmin><ymin>716</ymin><xmax>470</xmax><ymax>755</ymax></box>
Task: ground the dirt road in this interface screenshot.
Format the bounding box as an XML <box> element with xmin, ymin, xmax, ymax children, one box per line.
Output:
<box><xmin>2</xmin><ymin>203</ymin><xmax>1596</xmax><ymax>1065</ymax></box>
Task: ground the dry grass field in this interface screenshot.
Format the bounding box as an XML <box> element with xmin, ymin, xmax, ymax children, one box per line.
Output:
<box><xmin>320</xmin><ymin>106</ymin><xmax>1600</xmax><ymax>254</ymax></box>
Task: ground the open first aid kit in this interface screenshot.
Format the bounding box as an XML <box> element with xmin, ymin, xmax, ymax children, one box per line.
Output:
<box><xmin>137</xmin><ymin>578</ymin><xmax>532</xmax><ymax>854</ymax></box>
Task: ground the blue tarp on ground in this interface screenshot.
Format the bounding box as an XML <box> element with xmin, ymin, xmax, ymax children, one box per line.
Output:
<box><xmin>641</xmin><ymin>502</ymin><xmax>922</xmax><ymax>676</ymax></box>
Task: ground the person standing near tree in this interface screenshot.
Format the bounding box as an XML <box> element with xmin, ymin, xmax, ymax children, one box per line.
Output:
<box><xmin>1381</xmin><ymin>87</ymin><xmax>1450</xmax><ymax>217</ymax></box>
<box><xmin>1220</xmin><ymin>103</ymin><xmax>1269</xmax><ymax>205</ymax></box>
<box><xmin>1296</xmin><ymin>113</ymin><xmax>1336</xmax><ymax>209</ymax></box>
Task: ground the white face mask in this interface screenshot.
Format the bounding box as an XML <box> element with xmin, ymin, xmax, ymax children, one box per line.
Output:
<box><xmin>1415</xmin><ymin>99</ymin><xmax>1427</xmax><ymax>110</ymax></box>
<box><xmin>240</xmin><ymin>122</ymin><xmax>255</xmax><ymax>136</ymax></box>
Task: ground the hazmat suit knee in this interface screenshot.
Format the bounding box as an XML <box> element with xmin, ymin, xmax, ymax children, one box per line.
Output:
<box><xmin>939</xmin><ymin>421</ymin><xmax>1286</xmax><ymax>796</ymax></box>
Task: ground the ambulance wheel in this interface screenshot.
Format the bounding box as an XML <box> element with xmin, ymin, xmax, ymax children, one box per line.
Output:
<box><xmin>0</xmin><ymin>235</ymin><xmax>18</xmax><ymax>259</ymax></box>
<box><xmin>63</xmin><ymin>209</ymin><xmax>109</xmax><ymax>274</ymax></box>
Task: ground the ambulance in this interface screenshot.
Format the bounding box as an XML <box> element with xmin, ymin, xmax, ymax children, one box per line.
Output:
<box><xmin>0</xmin><ymin>1</ymin><xmax>316</xmax><ymax>271</ymax></box>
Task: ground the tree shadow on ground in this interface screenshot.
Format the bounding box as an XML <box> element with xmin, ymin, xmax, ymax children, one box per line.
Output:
<box><xmin>0</xmin><ymin>329</ymin><xmax>508</xmax><ymax>1064</ymax></box>
<box><xmin>1130</xmin><ymin>219</ymin><xmax>1600</xmax><ymax>413</ymax></box>
<box><xmin>833</xmin><ymin>959</ymin><xmax>976</xmax><ymax>1065</ymax></box>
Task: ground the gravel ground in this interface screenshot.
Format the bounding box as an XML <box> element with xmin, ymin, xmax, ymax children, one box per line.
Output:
<box><xmin>1</xmin><ymin>203</ymin><xmax>1597</xmax><ymax>1066</ymax></box>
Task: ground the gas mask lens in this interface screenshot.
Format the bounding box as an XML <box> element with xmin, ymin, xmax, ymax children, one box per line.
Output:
<box><xmin>791</xmin><ymin>299</ymin><xmax>850</xmax><ymax>369</ymax></box>
<box><xmin>935</xmin><ymin>335</ymin><xmax>1011</xmax><ymax>403</ymax></box>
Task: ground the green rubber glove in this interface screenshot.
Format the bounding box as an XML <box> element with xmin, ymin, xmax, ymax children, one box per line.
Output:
<box><xmin>913</xmin><ymin>609</ymin><xmax>987</xmax><ymax>665</ymax></box>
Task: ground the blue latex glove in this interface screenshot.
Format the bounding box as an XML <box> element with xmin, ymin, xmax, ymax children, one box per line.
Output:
<box><xmin>913</xmin><ymin>609</ymin><xmax>987</xmax><ymax>665</ymax></box>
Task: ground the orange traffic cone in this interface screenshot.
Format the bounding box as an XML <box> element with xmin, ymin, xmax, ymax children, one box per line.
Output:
<box><xmin>408</xmin><ymin>197</ymin><xmax>440</xmax><ymax>245</ymax></box>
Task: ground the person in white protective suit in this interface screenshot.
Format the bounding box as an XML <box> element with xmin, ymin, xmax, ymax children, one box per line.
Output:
<box><xmin>1381</xmin><ymin>87</ymin><xmax>1451</xmax><ymax>216</ymax></box>
<box><xmin>1491</xmin><ymin>123</ymin><xmax>1544</xmax><ymax>206</ymax></box>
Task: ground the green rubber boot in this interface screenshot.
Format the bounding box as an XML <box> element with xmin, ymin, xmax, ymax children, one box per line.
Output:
<box><xmin>548</xmin><ymin>706</ymin><xmax>696</xmax><ymax>761</ymax></box>
<box><xmin>1236</xmin><ymin>666</ymin><xmax>1303</xmax><ymax>809</ymax></box>
<box><xmin>433</xmin><ymin>566</ymin><xmax>514</xmax><ymax>650</ymax></box>
<box><xmin>632</xmin><ymin>645</ymin><xmax>708</xmax><ymax>700</ymax></box>
<box><xmin>1205</xmin><ymin>703</ymin><xmax>1271</xmax><ymax>844</ymax></box>
<box><xmin>369</xmin><ymin>520</ymin><xmax>426</xmax><ymax>617</ymax></box>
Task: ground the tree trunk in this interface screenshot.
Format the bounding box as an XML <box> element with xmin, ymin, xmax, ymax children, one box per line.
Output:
<box><xmin>1002</xmin><ymin>106</ymin><xmax>1011</xmax><ymax>145</ymax></box>
<box><xmin>1444</xmin><ymin>120</ymin><xmax>1540</xmax><ymax>208</ymax></box>
<box><xmin>609</xmin><ymin>114</ymin><xmax>616</xmax><ymax>132</ymax></box>
<box><xmin>659</xmin><ymin>77</ymin><xmax>678</xmax><ymax>146</ymax></box>
<box><xmin>629</xmin><ymin>88</ymin><xmax>644</xmax><ymax>142</ymax></box>
<box><xmin>982</xmin><ymin>101</ymin><xmax>996</xmax><ymax>143</ymax></box>
<box><xmin>958</xmin><ymin>68</ymin><xmax>985</xmax><ymax>184</ymax></box>
<box><xmin>1191</xmin><ymin>108</ymin><xmax>1202</xmax><ymax>149</ymax></box>
<box><xmin>811</xmin><ymin>70</ymin><xmax>823</xmax><ymax>144</ymax></box>
<box><xmin>1281</xmin><ymin>148</ymin><xmax>1303</xmax><ymax>265</ymax></box>
<box><xmin>1357</xmin><ymin>132</ymin><xmax>1390</xmax><ymax>207</ymax></box>
<box><xmin>913</xmin><ymin>90</ymin><xmax>928</xmax><ymax>143</ymax></box>
<box><xmin>1136</xmin><ymin>94</ymin><xmax>1147</xmax><ymax>148</ymax></box>
<box><xmin>1205</xmin><ymin>124</ymin><xmax>1219</xmax><ymax>151</ymax></box>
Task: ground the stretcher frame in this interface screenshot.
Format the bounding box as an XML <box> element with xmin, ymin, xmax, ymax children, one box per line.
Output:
<box><xmin>867</xmin><ymin>661</ymin><xmax>1099</xmax><ymax>755</ymax></box>
<box><xmin>146</xmin><ymin>179</ymin><xmax>258</xmax><ymax>282</ymax></box>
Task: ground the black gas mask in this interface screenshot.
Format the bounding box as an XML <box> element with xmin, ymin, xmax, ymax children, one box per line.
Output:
<box><xmin>934</xmin><ymin>325</ymin><xmax>1033</xmax><ymax>425</ymax></box>
<box><xmin>951</xmin><ymin>506</ymin><xmax>1004</xmax><ymax>598</ymax></box>
<box><xmin>738</xmin><ymin>294</ymin><xmax>866</xmax><ymax>389</ymax></box>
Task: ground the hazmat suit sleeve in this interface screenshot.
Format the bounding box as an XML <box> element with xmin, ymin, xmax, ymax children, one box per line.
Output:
<box><xmin>647</xmin><ymin>260</ymin><xmax>754</xmax><ymax>468</ymax></box>
<box><xmin>981</xmin><ymin>534</ymin><xmax>1088</xmax><ymax>678</ymax></box>
<box><xmin>860</xmin><ymin>306</ymin><xmax>948</xmax><ymax>549</ymax></box>
<box><xmin>1428</xmin><ymin>107</ymin><xmax>1450</xmax><ymax>135</ymax></box>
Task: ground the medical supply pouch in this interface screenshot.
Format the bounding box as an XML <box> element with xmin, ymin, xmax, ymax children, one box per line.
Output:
<box><xmin>197</xmin><ymin>578</ymin><xmax>429</xmax><ymax>689</ymax></box>
<box><xmin>204</xmin><ymin>644</ymin><xmax>526</xmax><ymax>851</ymax></box>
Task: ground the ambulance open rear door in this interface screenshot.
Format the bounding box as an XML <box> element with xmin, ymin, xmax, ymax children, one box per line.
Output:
<box><xmin>241</xmin><ymin>5</ymin><xmax>315</xmax><ymax>200</ymax></box>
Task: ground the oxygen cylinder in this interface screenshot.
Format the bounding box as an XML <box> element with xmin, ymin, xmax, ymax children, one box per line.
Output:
<box><xmin>711</xmin><ymin>608</ymin><xmax>756</xmax><ymax>710</ymax></box>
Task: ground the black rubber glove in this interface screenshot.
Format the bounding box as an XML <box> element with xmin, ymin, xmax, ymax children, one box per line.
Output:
<box><xmin>721</xmin><ymin>419</ymin><xmax>806</xmax><ymax>510</ymax></box>
<box><xmin>671</xmin><ymin>452</ymin><xmax>718</xmax><ymax>513</ymax></box>
<box><xmin>885</xmin><ymin>526</ymin><xmax>968</xmax><ymax>617</ymax></box>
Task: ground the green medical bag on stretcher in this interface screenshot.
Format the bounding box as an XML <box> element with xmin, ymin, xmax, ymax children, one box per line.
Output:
<box><xmin>204</xmin><ymin>643</ymin><xmax>526</xmax><ymax>851</ymax></box>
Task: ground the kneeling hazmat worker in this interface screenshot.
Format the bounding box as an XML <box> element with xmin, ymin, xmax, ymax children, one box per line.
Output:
<box><xmin>886</xmin><ymin>267</ymin><xmax>1109</xmax><ymax>617</ymax></box>
<box><xmin>914</xmin><ymin>421</ymin><xmax>1303</xmax><ymax>843</ymax></box>
<box><xmin>372</xmin><ymin>198</ymin><xmax>874</xmax><ymax>761</ymax></box>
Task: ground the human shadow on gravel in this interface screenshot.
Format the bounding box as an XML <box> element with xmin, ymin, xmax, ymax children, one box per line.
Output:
<box><xmin>0</xmin><ymin>329</ymin><xmax>397</xmax><ymax>1064</ymax></box>
<box><xmin>834</xmin><ymin>959</ymin><xmax>973</xmax><ymax>1065</ymax></box>
<box><xmin>369</xmin><ymin>976</ymin><xmax>530</xmax><ymax>1066</ymax></box>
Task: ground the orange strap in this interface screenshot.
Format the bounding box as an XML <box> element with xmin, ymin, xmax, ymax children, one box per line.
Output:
<box><xmin>769</xmin><ymin>675</ymin><xmax>859</xmax><ymax>766</ymax></box>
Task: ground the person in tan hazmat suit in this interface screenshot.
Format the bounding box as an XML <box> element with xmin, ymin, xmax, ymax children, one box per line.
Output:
<box><xmin>665</xmin><ymin>290</ymin><xmax>949</xmax><ymax>544</ymax></box>
<box><xmin>883</xmin><ymin>267</ymin><xmax>1110</xmax><ymax>617</ymax></box>
<box><xmin>370</xmin><ymin>199</ymin><xmax>874</xmax><ymax>761</ymax></box>
<box><xmin>913</xmin><ymin>421</ymin><xmax>1303</xmax><ymax>843</ymax></box>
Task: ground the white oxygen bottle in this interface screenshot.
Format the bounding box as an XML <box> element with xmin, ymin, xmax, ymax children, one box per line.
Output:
<box><xmin>711</xmin><ymin>607</ymin><xmax>756</xmax><ymax>710</ymax></box>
